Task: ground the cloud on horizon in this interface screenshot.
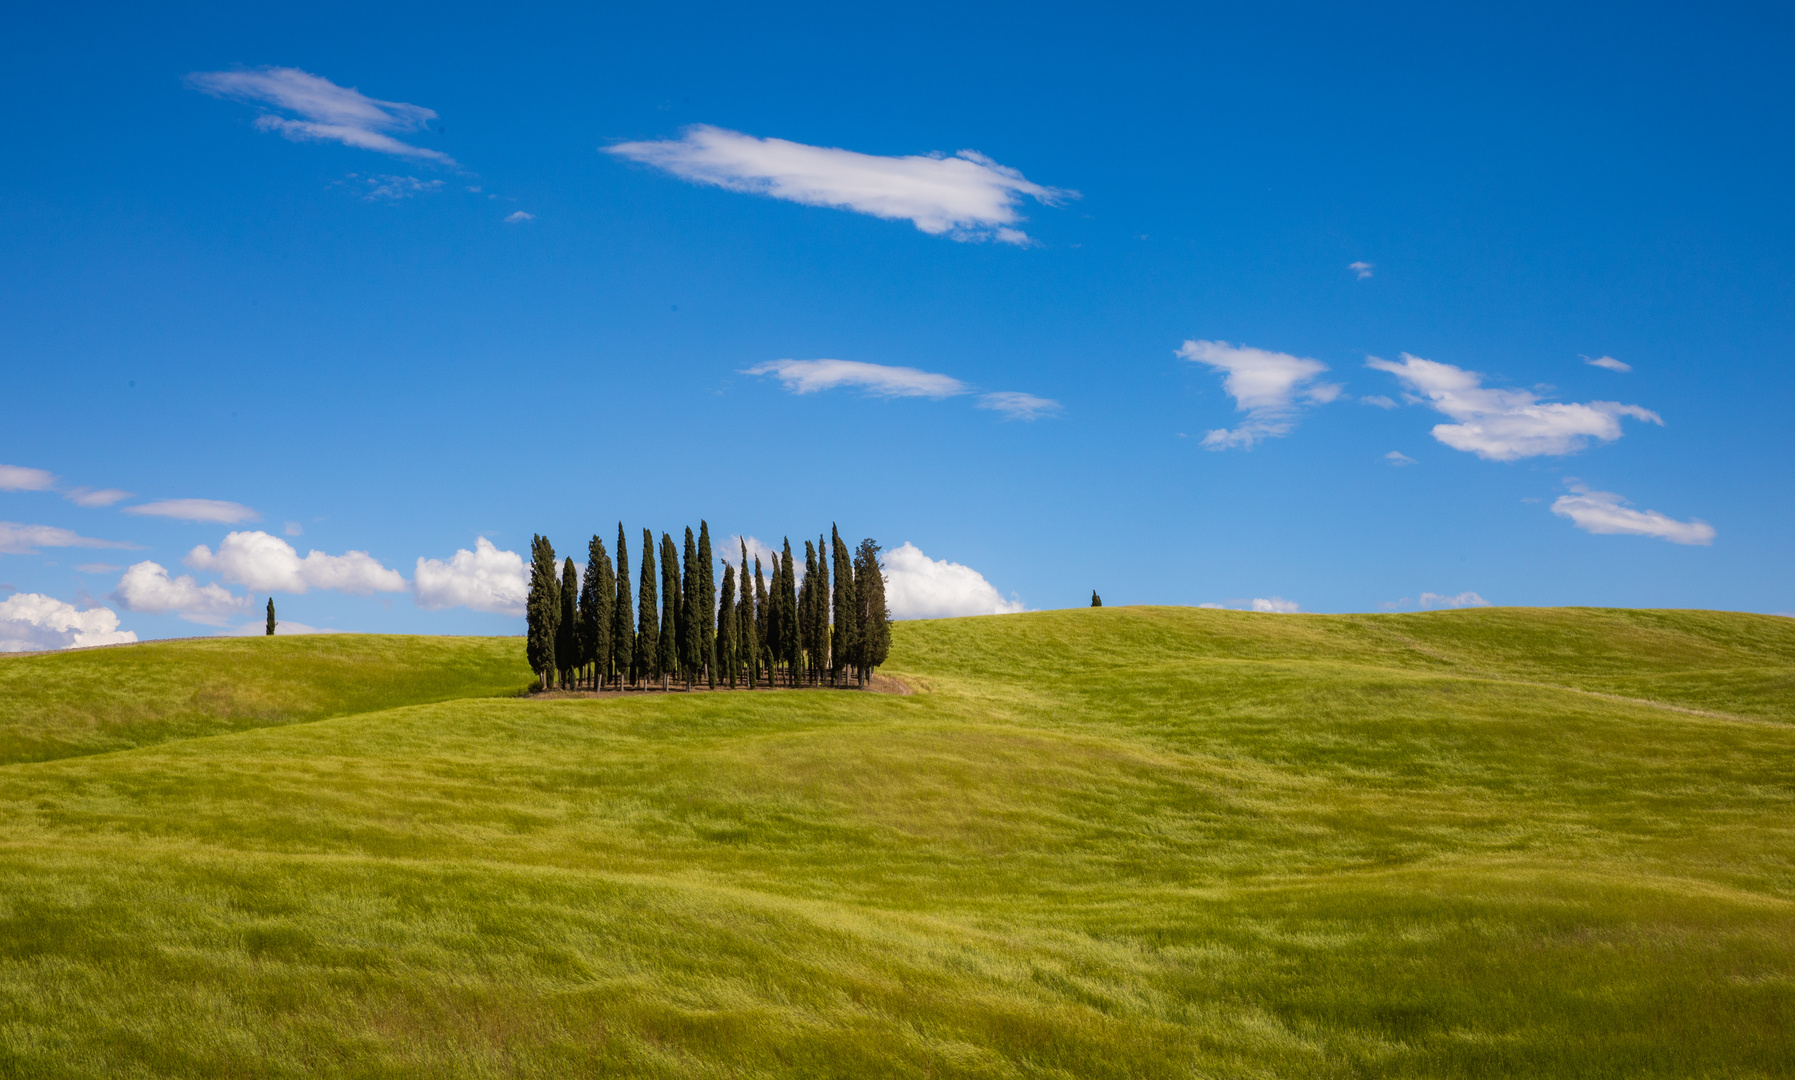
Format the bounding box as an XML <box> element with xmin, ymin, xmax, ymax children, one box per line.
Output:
<box><xmin>186</xmin><ymin>66</ymin><xmax>455</xmax><ymax>165</ymax></box>
<box><xmin>0</xmin><ymin>593</ymin><xmax>137</xmax><ymax>651</ymax></box>
<box><xmin>113</xmin><ymin>561</ymin><xmax>250</xmax><ymax>625</ymax></box>
<box><xmin>414</xmin><ymin>538</ymin><xmax>528</xmax><ymax>615</ymax></box>
<box><xmin>186</xmin><ymin>531</ymin><xmax>407</xmax><ymax>595</ymax></box>
<box><xmin>883</xmin><ymin>542</ymin><xmax>1024</xmax><ymax>620</ymax></box>
<box><xmin>607</xmin><ymin>125</ymin><xmax>1071</xmax><ymax>243</ymax></box>
<box><xmin>124</xmin><ymin>499</ymin><xmax>260</xmax><ymax>524</ymax></box>
<box><xmin>1420</xmin><ymin>590</ymin><xmax>1491</xmax><ymax>609</ymax></box>
<box><xmin>1368</xmin><ymin>353</ymin><xmax>1661</xmax><ymax>461</ymax></box>
<box><xmin>1550</xmin><ymin>484</ymin><xmax>1715</xmax><ymax>545</ymax></box>
<box><xmin>1177</xmin><ymin>340</ymin><xmax>1342</xmax><ymax>449</ymax></box>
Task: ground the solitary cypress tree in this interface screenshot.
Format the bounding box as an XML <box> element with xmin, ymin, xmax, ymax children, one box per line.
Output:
<box><xmin>697</xmin><ymin>521</ymin><xmax>716</xmax><ymax>688</ymax></box>
<box><xmin>778</xmin><ymin>538</ymin><xmax>800</xmax><ymax>686</ymax></box>
<box><xmin>613</xmin><ymin>523</ymin><xmax>634</xmax><ymax>690</ymax></box>
<box><xmin>716</xmin><ymin>563</ymin><xmax>736</xmax><ymax>689</ymax></box>
<box><xmin>1091</xmin><ymin>590</ymin><xmax>1102</xmax><ymax>607</ymax></box>
<box><xmin>265</xmin><ymin>597</ymin><xmax>276</xmax><ymax>637</ymax></box>
<box><xmin>580</xmin><ymin>535</ymin><xmax>614</xmax><ymax>690</ymax></box>
<box><xmin>853</xmin><ymin>538</ymin><xmax>889</xmax><ymax>686</ymax></box>
<box><xmin>557</xmin><ymin>557</ymin><xmax>579</xmax><ymax>688</ymax></box>
<box><xmin>636</xmin><ymin>529</ymin><xmax>658</xmax><ymax>687</ymax></box>
<box><xmin>831</xmin><ymin>525</ymin><xmax>855</xmax><ymax>686</ymax></box>
<box><xmin>526</xmin><ymin>534</ymin><xmax>559</xmax><ymax>689</ymax></box>
<box><xmin>658</xmin><ymin>532</ymin><xmax>679</xmax><ymax>690</ymax></box>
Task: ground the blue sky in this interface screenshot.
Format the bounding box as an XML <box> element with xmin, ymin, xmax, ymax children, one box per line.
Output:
<box><xmin>3</xmin><ymin>1</ymin><xmax>1792</xmax><ymax>646</ymax></box>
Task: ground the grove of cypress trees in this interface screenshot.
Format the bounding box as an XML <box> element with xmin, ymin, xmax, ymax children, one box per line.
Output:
<box><xmin>1091</xmin><ymin>590</ymin><xmax>1102</xmax><ymax>607</ymax></box>
<box><xmin>716</xmin><ymin>563</ymin><xmax>736</xmax><ymax>689</ymax></box>
<box><xmin>831</xmin><ymin>526</ymin><xmax>856</xmax><ymax>687</ymax></box>
<box><xmin>613</xmin><ymin>523</ymin><xmax>634</xmax><ymax>690</ymax></box>
<box><xmin>526</xmin><ymin>534</ymin><xmax>559</xmax><ymax>689</ymax></box>
<box><xmin>697</xmin><ymin>521</ymin><xmax>716</xmax><ymax>688</ymax></box>
<box><xmin>557</xmin><ymin>557</ymin><xmax>580</xmax><ymax>689</ymax></box>
<box><xmin>658</xmin><ymin>532</ymin><xmax>679</xmax><ymax>690</ymax></box>
<box><xmin>853</xmin><ymin>538</ymin><xmax>889</xmax><ymax>686</ymax></box>
<box><xmin>680</xmin><ymin>527</ymin><xmax>699</xmax><ymax>688</ymax></box>
<box><xmin>580</xmin><ymin>535</ymin><xmax>614</xmax><ymax>690</ymax></box>
<box><xmin>636</xmin><ymin>529</ymin><xmax>658</xmax><ymax>688</ymax></box>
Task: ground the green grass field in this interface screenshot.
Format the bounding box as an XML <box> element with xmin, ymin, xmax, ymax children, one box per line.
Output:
<box><xmin>1</xmin><ymin>607</ymin><xmax>1791</xmax><ymax>1078</ymax></box>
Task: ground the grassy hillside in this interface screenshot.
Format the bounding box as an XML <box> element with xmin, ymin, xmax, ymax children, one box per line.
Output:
<box><xmin>0</xmin><ymin>608</ymin><xmax>1791</xmax><ymax>1077</ymax></box>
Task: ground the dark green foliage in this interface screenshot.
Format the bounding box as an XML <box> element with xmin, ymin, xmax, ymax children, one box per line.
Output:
<box><xmin>752</xmin><ymin>555</ymin><xmax>768</xmax><ymax>689</ymax></box>
<box><xmin>612</xmin><ymin>523</ymin><xmax>634</xmax><ymax>690</ymax></box>
<box><xmin>525</xmin><ymin>535</ymin><xmax>559</xmax><ymax>687</ymax></box>
<box><xmin>556</xmin><ymin>558</ymin><xmax>579</xmax><ymax>687</ymax></box>
<box><xmin>716</xmin><ymin>564</ymin><xmax>736</xmax><ymax>688</ymax></box>
<box><xmin>831</xmin><ymin>526</ymin><xmax>856</xmax><ymax>685</ymax></box>
<box><xmin>265</xmin><ymin>598</ymin><xmax>275</xmax><ymax>637</ymax></box>
<box><xmin>778</xmin><ymin>538</ymin><xmax>800</xmax><ymax>685</ymax></box>
<box><xmin>636</xmin><ymin>530</ymin><xmax>658</xmax><ymax>686</ymax></box>
<box><xmin>680</xmin><ymin>527</ymin><xmax>699</xmax><ymax>687</ymax></box>
<box><xmin>658</xmin><ymin>533</ymin><xmax>679</xmax><ymax>688</ymax></box>
<box><xmin>1091</xmin><ymin>590</ymin><xmax>1102</xmax><ymax>607</ymax></box>
<box><xmin>853</xmin><ymin>538</ymin><xmax>889</xmax><ymax>683</ymax></box>
<box><xmin>580</xmin><ymin>536</ymin><xmax>614</xmax><ymax>690</ymax></box>
<box><xmin>697</xmin><ymin>522</ymin><xmax>716</xmax><ymax>688</ymax></box>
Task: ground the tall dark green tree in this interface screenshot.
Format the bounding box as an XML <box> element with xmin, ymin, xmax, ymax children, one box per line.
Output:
<box><xmin>777</xmin><ymin>538</ymin><xmax>800</xmax><ymax>686</ymax></box>
<box><xmin>716</xmin><ymin>563</ymin><xmax>736</xmax><ymax>689</ymax></box>
<box><xmin>697</xmin><ymin>521</ymin><xmax>716</xmax><ymax>688</ymax></box>
<box><xmin>816</xmin><ymin>532</ymin><xmax>832</xmax><ymax>682</ymax></box>
<box><xmin>636</xmin><ymin>529</ymin><xmax>658</xmax><ymax>687</ymax></box>
<box><xmin>853</xmin><ymin>538</ymin><xmax>889</xmax><ymax>686</ymax></box>
<box><xmin>1091</xmin><ymin>590</ymin><xmax>1102</xmax><ymax>607</ymax></box>
<box><xmin>799</xmin><ymin>539</ymin><xmax>821</xmax><ymax>685</ymax></box>
<box><xmin>265</xmin><ymin>598</ymin><xmax>276</xmax><ymax>637</ymax></box>
<box><xmin>580</xmin><ymin>535</ymin><xmax>614</xmax><ymax>690</ymax></box>
<box><xmin>658</xmin><ymin>532</ymin><xmax>679</xmax><ymax>690</ymax></box>
<box><xmin>612</xmin><ymin>523</ymin><xmax>634</xmax><ymax>689</ymax></box>
<box><xmin>752</xmin><ymin>555</ymin><xmax>768</xmax><ymax>689</ymax></box>
<box><xmin>557</xmin><ymin>557</ymin><xmax>579</xmax><ymax>688</ymax></box>
<box><xmin>831</xmin><ymin>525</ymin><xmax>856</xmax><ymax>687</ymax></box>
<box><xmin>679</xmin><ymin>527</ymin><xmax>699</xmax><ymax>688</ymax></box>
<box><xmin>526</xmin><ymin>534</ymin><xmax>559</xmax><ymax>689</ymax></box>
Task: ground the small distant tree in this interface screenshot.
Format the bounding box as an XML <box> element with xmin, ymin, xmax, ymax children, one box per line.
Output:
<box><xmin>557</xmin><ymin>557</ymin><xmax>580</xmax><ymax>689</ymax></box>
<box><xmin>832</xmin><ymin>526</ymin><xmax>856</xmax><ymax>687</ymax></box>
<box><xmin>658</xmin><ymin>532</ymin><xmax>679</xmax><ymax>690</ymax></box>
<box><xmin>265</xmin><ymin>597</ymin><xmax>276</xmax><ymax>637</ymax></box>
<box><xmin>697</xmin><ymin>522</ymin><xmax>716</xmax><ymax>688</ymax></box>
<box><xmin>580</xmin><ymin>535</ymin><xmax>614</xmax><ymax>690</ymax></box>
<box><xmin>526</xmin><ymin>534</ymin><xmax>559</xmax><ymax>689</ymax></box>
<box><xmin>1091</xmin><ymin>591</ymin><xmax>1102</xmax><ymax>607</ymax></box>
<box><xmin>613</xmin><ymin>523</ymin><xmax>634</xmax><ymax>690</ymax></box>
<box><xmin>716</xmin><ymin>563</ymin><xmax>736</xmax><ymax>689</ymax></box>
<box><xmin>636</xmin><ymin>529</ymin><xmax>658</xmax><ymax>688</ymax></box>
<box><xmin>853</xmin><ymin>538</ymin><xmax>889</xmax><ymax>687</ymax></box>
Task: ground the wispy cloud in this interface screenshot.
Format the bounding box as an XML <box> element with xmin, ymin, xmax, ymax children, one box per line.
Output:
<box><xmin>1385</xmin><ymin>451</ymin><xmax>1416</xmax><ymax>466</ymax></box>
<box><xmin>607</xmin><ymin>125</ymin><xmax>1071</xmax><ymax>243</ymax></box>
<box><xmin>124</xmin><ymin>499</ymin><xmax>260</xmax><ymax>524</ymax></box>
<box><xmin>0</xmin><ymin>465</ymin><xmax>56</xmax><ymax>492</ymax></box>
<box><xmin>883</xmin><ymin>543</ymin><xmax>1024</xmax><ymax>619</ymax></box>
<box><xmin>186</xmin><ymin>66</ymin><xmax>455</xmax><ymax>165</ymax></box>
<box><xmin>1550</xmin><ymin>483</ymin><xmax>1715</xmax><ymax>545</ymax></box>
<box><xmin>1582</xmin><ymin>354</ymin><xmax>1632</xmax><ymax>373</ymax></box>
<box><xmin>504</xmin><ymin>210</ymin><xmax>534</xmax><ymax>223</ymax></box>
<box><xmin>1368</xmin><ymin>353</ymin><xmax>1660</xmax><ymax>461</ymax></box>
<box><xmin>64</xmin><ymin>487</ymin><xmax>132</xmax><ymax>507</ymax></box>
<box><xmin>112</xmin><ymin>561</ymin><xmax>249</xmax><ymax>625</ymax></box>
<box><xmin>186</xmin><ymin>531</ymin><xmax>407</xmax><ymax>595</ymax></box>
<box><xmin>0</xmin><ymin>523</ymin><xmax>135</xmax><ymax>555</ymax></box>
<box><xmin>347</xmin><ymin>173</ymin><xmax>444</xmax><ymax>200</ymax></box>
<box><xmin>977</xmin><ymin>392</ymin><xmax>1061</xmax><ymax>421</ymax></box>
<box><xmin>1177</xmin><ymin>340</ymin><xmax>1342</xmax><ymax>449</ymax></box>
<box><xmin>1349</xmin><ymin>261</ymin><xmax>1374</xmax><ymax>280</ymax></box>
<box><xmin>745</xmin><ymin>359</ymin><xmax>969</xmax><ymax>399</ymax></box>
<box><xmin>414</xmin><ymin>538</ymin><xmax>528</xmax><ymax>615</ymax></box>
<box><xmin>1359</xmin><ymin>395</ymin><xmax>1398</xmax><ymax>409</ymax></box>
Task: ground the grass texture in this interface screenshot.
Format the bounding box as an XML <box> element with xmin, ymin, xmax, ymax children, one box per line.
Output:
<box><xmin>0</xmin><ymin>606</ymin><xmax>1791</xmax><ymax>1077</ymax></box>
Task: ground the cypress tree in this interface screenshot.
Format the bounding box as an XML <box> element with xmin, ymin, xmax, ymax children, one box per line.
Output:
<box><xmin>752</xmin><ymin>556</ymin><xmax>768</xmax><ymax>689</ymax></box>
<box><xmin>636</xmin><ymin>529</ymin><xmax>658</xmax><ymax>688</ymax></box>
<box><xmin>778</xmin><ymin>538</ymin><xmax>800</xmax><ymax>686</ymax></box>
<box><xmin>816</xmin><ymin>531</ymin><xmax>831</xmax><ymax>682</ymax></box>
<box><xmin>766</xmin><ymin>549</ymin><xmax>784</xmax><ymax>687</ymax></box>
<box><xmin>800</xmin><ymin>539</ymin><xmax>823</xmax><ymax>685</ymax></box>
<box><xmin>697</xmin><ymin>521</ymin><xmax>716</xmax><ymax>688</ymax></box>
<box><xmin>716</xmin><ymin>563</ymin><xmax>736</xmax><ymax>689</ymax></box>
<box><xmin>658</xmin><ymin>532</ymin><xmax>679</xmax><ymax>690</ymax></box>
<box><xmin>580</xmin><ymin>535</ymin><xmax>614</xmax><ymax>690</ymax></box>
<box><xmin>680</xmin><ymin>527</ymin><xmax>699</xmax><ymax>688</ymax></box>
<box><xmin>557</xmin><ymin>557</ymin><xmax>579</xmax><ymax>689</ymax></box>
<box><xmin>526</xmin><ymin>534</ymin><xmax>559</xmax><ymax>689</ymax></box>
<box><xmin>853</xmin><ymin>538</ymin><xmax>889</xmax><ymax>686</ymax></box>
<box><xmin>265</xmin><ymin>597</ymin><xmax>276</xmax><ymax>637</ymax></box>
<box><xmin>741</xmin><ymin>540</ymin><xmax>760</xmax><ymax>689</ymax></box>
<box><xmin>613</xmin><ymin>523</ymin><xmax>634</xmax><ymax>690</ymax></box>
<box><xmin>1091</xmin><ymin>590</ymin><xmax>1102</xmax><ymax>607</ymax></box>
<box><xmin>831</xmin><ymin>526</ymin><xmax>855</xmax><ymax>687</ymax></box>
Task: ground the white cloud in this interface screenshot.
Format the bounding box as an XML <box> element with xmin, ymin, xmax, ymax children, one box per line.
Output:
<box><xmin>1252</xmin><ymin>597</ymin><xmax>1299</xmax><ymax>613</ymax></box>
<box><xmin>124</xmin><ymin>499</ymin><xmax>260</xmax><ymax>524</ymax></box>
<box><xmin>1583</xmin><ymin>355</ymin><xmax>1632</xmax><ymax>373</ymax></box>
<box><xmin>220</xmin><ymin>618</ymin><xmax>343</xmax><ymax>637</ymax></box>
<box><xmin>112</xmin><ymin>561</ymin><xmax>250</xmax><ymax>625</ymax></box>
<box><xmin>64</xmin><ymin>487</ymin><xmax>133</xmax><ymax>507</ymax></box>
<box><xmin>977</xmin><ymin>392</ymin><xmax>1061</xmax><ymax>420</ymax></box>
<box><xmin>883</xmin><ymin>542</ymin><xmax>1023</xmax><ymax>620</ymax></box>
<box><xmin>1360</xmin><ymin>395</ymin><xmax>1398</xmax><ymax>409</ymax></box>
<box><xmin>0</xmin><ymin>593</ymin><xmax>137</xmax><ymax>652</ymax></box>
<box><xmin>0</xmin><ymin>522</ymin><xmax>134</xmax><ymax>555</ymax></box>
<box><xmin>1419</xmin><ymin>591</ymin><xmax>1491</xmax><ymax>609</ymax></box>
<box><xmin>607</xmin><ymin>125</ymin><xmax>1071</xmax><ymax>243</ymax></box>
<box><xmin>349</xmin><ymin>173</ymin><xmax>444</xmax><ymax>200</ymax></box>
<box><xmin>1176</xmin><ymin>340</ymin><xmax>1342</xmax><ymax>449</ymax></box>
<box><xmin>745</xmin><ymin>359</ymin><xmax>968</xmax><ymax>399</ymax></box>
<box><xmin>1550</xmin><ymin>484</ymin><xmax>1715</xmax><ymax>545</ymax></box>
<box><xmin>414</xmin><ymin>537</ymin><xmax>527</xmax><ymax>615</ymax></box>
<box><xmin>186</xmin><ymin>67</ymin><xmax>455</xmax><ymax>165</ymax></box>
<box><xmin>504</xmin><ymin>210</ymin><xmax>534</xmax><ymax>223</ymax></box>
<box><xmin>1367</xmin><ymin>353</ymin><xmax>1661</xmax><ymax>461</ymax></box>
<box><xmin>284</xmin><ymin>521</ymin><xmax>304</xmax><ymax>537</ymax></box>
<box><xmin>0</xmin><ymin>465</ymin><xmax>56</xmax><ymax>492</ymax></box>
<box><xmin>185</xmin><ymin>531</ymin><xmax>407</xmax><ymax>595</ymax></box>
<box><xmin>1385</xmin><ymin>450</ymin><xmax>1416</xmax><ymax>466</ymax></box>
<box><xmin>1349</xmin><ymin>261</ymin><xmax>1375</xmax><ymax>280</ymax></box>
